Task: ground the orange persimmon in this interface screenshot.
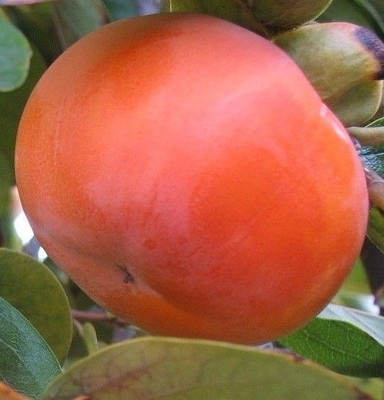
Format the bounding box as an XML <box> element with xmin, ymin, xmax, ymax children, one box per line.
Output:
<box><xmin>15</xmin><ymin>13</ymin><xmax>368</xmax><ymax>344</ymax></box>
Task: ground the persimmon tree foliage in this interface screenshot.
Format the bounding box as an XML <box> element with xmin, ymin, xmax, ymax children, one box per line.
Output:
<box><xmin>2</xmin><ymin>0</ymin><xmax>384</xmax><ymax>399</ymax></box>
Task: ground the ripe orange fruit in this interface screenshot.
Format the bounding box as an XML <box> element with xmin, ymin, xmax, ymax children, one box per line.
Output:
<box><xmin>15</xmin><ymin>13</ymin><xmax>368</xmax><ymax>344</ymax></box>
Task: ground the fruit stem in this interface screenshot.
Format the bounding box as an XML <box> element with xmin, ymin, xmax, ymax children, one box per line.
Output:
<box><xmin>72</xmin><ymin>309</ymin><xmax>130</xmax><ymax>327</ymax></box>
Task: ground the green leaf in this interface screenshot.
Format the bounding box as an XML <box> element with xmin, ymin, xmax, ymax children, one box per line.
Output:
<box><xmin>0</xmin><ymin>9</ymin><xmax>32</xmax><ymax>92</ymax></box>
<box><xmin>162</xmin><ymin>0</ymin><xmax>268</xmax><ymax>35</ymax></box>
<box><xmin>80</xmin><ymin>322</ymin><xmax>99</xmax><ymax>355</ymax></box>
<box><xmin>320</xmin><ymin>304</ymin><xmax>384</xmax><ymax>344</ymax></box>
<box><xmin>0</xmin><ymin>152</ymin><xmax>11</xmax><ymax>216</ymax></box>
<box><xmin>5</xmin><ymin>3</ymin><xmax>62</xmax><ymax>63</ymax></box>
<box><xmin>53</xmin><ymin>0</ymin><xmax>110</xmax><ymax>48</ymax></box>
<box><xmin>44</xmin><ymin>337</ymin><xmax>365</xmax><ymax>399</ymax></box>
<box><xmin>318</xmin><ymin>0</ymin><xmax>384</xmax><ymax>40</ymax></box>
<box><xmin>335</xmin><ymin>260</ymin><xmax>374</xmax><ymax>314</ymax></box>
<box><xmin>0</xmin><ymin>44</ymin><xmax>46</xmax><ymax>183</ymax></box>
<box><xmin>368</xmin><ymin>0</ymin><xmax>384</xmax><ymax>23</ymax></box>
<box><xmin>0</xmin><ymin>296</ymin><xmax>61</xmax><ymax>399</ymax></box>
<box><xmin>249</xmin><ymin>0</ymin><xmax>333</xmax><ymax>28</ymax></box>
<box><xmin>0</xmin><ymin>152</ymin><xmax>11</xmax><ymax>247</ymax></box>
<box><xmin>368</xmin><ymin>117</ymin><xmax>384</xmax><ymax>128</ymax></box>
<box><xmin>103</xmin><ymin>0</ymin><xmax>139</xmax><ymax>20</ymax></box>
<box><xmin>339</xmin><ymin>259</ymin><xmax>371</xmax><ymax>295</ymax></box>
<box><xmin>279</xmin><ymin>304</ymin><xmax>384</xmax><ymax>377</ymax></box>
<box><xmin>166</xmin><ymin>0</ymin><xmax>332</xmax><ymax>31</ymax></box>
<box><xmin>0</xmin><ymin>249</ymin><xmax>73</xmax><ymax>364</ymax></box>
<box><xmin>326</xmin><ymin>80</ymin><xmax>383</xmax><ymax>126</ymax></box>
<box><xmin>0</xmin><ymin>152</ymin><xmax>13</xmax><ymax>247</ymax></box>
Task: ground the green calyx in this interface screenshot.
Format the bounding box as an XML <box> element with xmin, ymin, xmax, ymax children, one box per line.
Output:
<box><xmin>274</xmin><ymin>22</ymin><xmax>384</xmax><ymax>126</ymax></box>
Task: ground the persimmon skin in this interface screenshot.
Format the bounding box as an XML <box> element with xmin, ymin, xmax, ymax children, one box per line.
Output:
<box><xmin>15</xmin><ymin>13</ymin><xmax>368</xmax><ymax>344</ymax></box>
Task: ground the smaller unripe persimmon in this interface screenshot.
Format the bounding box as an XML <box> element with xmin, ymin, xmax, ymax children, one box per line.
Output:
<box><xmin>15</xmin><ymin>13</ymin><xmax>368</xmax><ymax>345</ymax></box>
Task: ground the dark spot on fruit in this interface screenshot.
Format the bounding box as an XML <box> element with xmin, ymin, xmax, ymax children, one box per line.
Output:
<box><xmin>117</xmin><ymin>264</ymin><xmax>135</xmax><ymax>284</ymax></box>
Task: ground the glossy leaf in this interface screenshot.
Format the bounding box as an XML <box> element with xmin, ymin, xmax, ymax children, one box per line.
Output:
<box><xmin>0</xmin><ymin>9</ymin><xmax>32</xmax><ymax>91</ymax></box>
<box><xmin>320</xmin><ymin>305</ymin><xmax>384</xmax><ymax>343</ymax></box>
<box><xmin>279</xmin><ymin>304</ymin><xmax>384</xmax><ymax>377</ymax></box>
<box><xmin>0</xmin><ymin>296</ymin><xmax>61</xmax><ymax>399</ymax></box>
<box><xmin>0</xmin><ymin>249</ymin><xmax>73</xmax><ymax>364</ymax></box>
<box><xmin>53</xmin><ymin>0</ymin><xmax>110</xmax><ymax>48</ymax></box>
<box><xmin>43</xmin><ymin>337</ymin><xmax>365</xmax><ymax>399</ymax></box>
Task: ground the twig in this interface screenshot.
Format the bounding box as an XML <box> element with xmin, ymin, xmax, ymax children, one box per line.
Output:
<box><xmin>71</xmin><ymin>309</ymin><xmax>130</xmax><ymax>327</ymax></box>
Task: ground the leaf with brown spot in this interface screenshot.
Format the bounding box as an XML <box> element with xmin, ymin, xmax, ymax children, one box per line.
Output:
<box><xmin>43</xmin><ymin>337</ymin><xmax>369</xmax><ymax>399</ymax></box>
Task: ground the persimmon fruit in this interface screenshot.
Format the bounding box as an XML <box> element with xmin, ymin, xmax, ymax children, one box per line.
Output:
<box><xmin>15</xmin><ymin>13</ymin><xmax>369</xmax><ymax>344</ymax></box>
